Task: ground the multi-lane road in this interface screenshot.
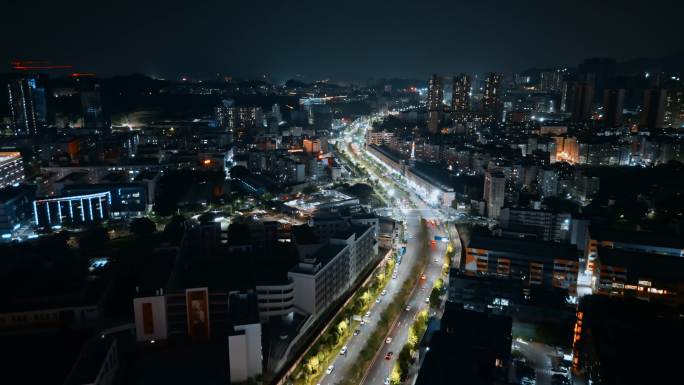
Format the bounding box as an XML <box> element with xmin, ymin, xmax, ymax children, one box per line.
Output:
<box><xmin>313</xmin><ymin>117</ymin><xmax>460</xmax><ymax>385</ymax></box>
<box><xmin>360</xmin><ymin>217</ymin><xmax>449</xmax><ymax>385</ymax></box>
<box><xmin>317</xmin><ymin>209</ymin><xmax>447</xmax><ymax>385</ymax></box>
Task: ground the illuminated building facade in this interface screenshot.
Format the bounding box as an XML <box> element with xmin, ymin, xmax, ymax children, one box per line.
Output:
<box><xmin>451</xmin><ymin>73</ymin><xmax>471</xmax><ymax>113</ymax></box>
<box><xmin>0</xmin><ymin>152</ymin><xmax>25</xmax><ymax>189</ymax></box>
<box><xmin>33</xmin><ymin>191</ymin><xmax>111</xmax><ymax>227</ymax></box>
<box><xmin>595</xmin><ymin>247</ymin><xmax>684</xmax><ymax>306</ymax></box>
<box><xmin>482</xmin><ymin>72</ymin><xmax>502</xmax><ymax>119</ymax></box>
<box><xmin>553</xmin><ymin>136</ymin><xmax>579</xmax><ymax>164</ymax></box>
<box><xmin>464</xmin><ymin>234</ymin><xmax>580</xmax><ymax>293</ymax></box>
<box><xmin>427</xmin><ymin>74</ymin><xmax>443</xmax><ymax>133</ymax></box>
<box><xmin>664</xmin><ymin>89</ymin><xmax>684</xmax><ymax>128</ymax></box>
<box><xmin>6</xmin><ymin>78</ymin><xmax>38</xmax><ymax>136</ymax></box>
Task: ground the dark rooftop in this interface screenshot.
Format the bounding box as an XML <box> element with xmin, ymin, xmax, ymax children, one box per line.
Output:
<box><xmin>591</xmin><ymin>227</ymin><xmax>684</xmax><ymax>251</ymax></box>
<box><xmin>0</xmin><ymin>184</ymin><xmax>36</xmax><ymax>203</ymax></box>
<box><xmin>292</xmin><ymin>224</ymin><xmax>320</xmax><ymax>245</ymax></box>
<box><xmin>229</xmin><ymin>291</ymin><xmax>260</xmax><ymax>326</ymax></box>
<box><xmin>469</xmin><ymin>234</ymin><xmax>578</xmax><ymax>260</ymax></box>
<box><xmin>598</xmin><ymin>246</ymin><xmax>684</xmax><ymax>282</ymax></box>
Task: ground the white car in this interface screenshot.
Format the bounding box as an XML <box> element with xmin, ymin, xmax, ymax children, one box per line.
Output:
<box><xmin>425</xmin><ymin>297</ymin><xmax>430</xmax><ymax>303</ymax></box>
<box><xmin>340</xmin><ymin>346</ymin><xmax>348</xmax><ymax>355</ymax></box>
<box><xmin>392</xmin><ymin>273</ymin><xmax>397</xmax><ymax>279</ymax></box>
<box><xmin>326</xmin><ymin>365</ymin><xmax>334</xmax><ymax>374</ymax></box>
<box><xmin>381</xmin><ymin>290</ymin><xmax>387</xmax><ymax>296</ymax></box>
<box><xmin>376</xmin><ymin>298</ymin><xmax>381</xmax><ymax>304</ymax></box>
<box><xmin>384</xmin><ymin>377</ymin><xmax>391</xmax><ymax>385</ymax></box>
<box><xmin>365</xmin><ymin>311</ymin><xmax>371</xmax><ymax>318</ymax></box>
<box><xmin>385</xmin><ymin>337</ymin><xmax>392</xmax><ymax>344</ymax></box>
<box><xmin>405</xmin><ymin>305</ymin><xmax>411</xmax><ymax>312</ymax></box>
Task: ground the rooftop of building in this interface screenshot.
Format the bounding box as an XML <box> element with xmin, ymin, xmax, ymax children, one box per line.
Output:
<box><xmin>229</xmin><ymin>291</ymin><xmax>260</xmax><ymax>326</ymax></box>
<box><xmin>415</xmin><ymin>302</ymin><xmax>512</xmax><ymax>385</ymax></box>
<box><xmin>175</xmin><ymin>234</ymin><xmax>298</xmax><ymax>290</ymax></box>
<box><xmin>2</xmin><ymin>330</ymin><xmax>90</xmax><ymax>385</ymax></box>
<box><xmin>577</xmin><ymin>295</ymin><xmax>684</xmax><ymax>385</ymax></box>
<box><xmin>133</xmin><ymin>249</ymin><xmax>177</xmax><ymax>297</ymax></box>
<box><xmin>368</xmin><ymin>144</ymin><xmax>403</xmax><ymax>164</ymax></box>
<box><xmin>63</xmin><ymin>337</ymin><xmax>116</xmax><ymax>385</ymax></box>
<box><xmin>0</xmin><ymin>184</ymin><xmax>36</xmax><ymax>203</ymax></box>
<box><xmin>132</xmin><ymin>342</ymin><xmax>229</xmax><ymax>384</ymax></box>
<box><xmin>133</xmin><ymin>170</ymin><xmax>159</xmax><ymax>181</ymax></box>
<box><xmin>291</xmin><ymin>243</ymin><xmax>347</xmax><ymax>275</ymax></box>
<box><xmin>100</xmin><ymin>172</ymin><xmax>128</xmax><ymax>183</ymax></box>
<box><xmin>56</xmin><ymin>171</ymin><xmax>90</xmax><ymax>183</ymax></box>
<box><xmin>332</xmin><ymin>223</ymin><xmax>372</xmax><ymax>241</ymax></box>
<box><xmin>0</xmin><ymin>252</ymin><xmax>112</xmax><ymax>314</ymax></box>
<box><xmin>292</xmin><ymin>224</ymin><xmax>320</xmax><ymax>245</ymax></box>
<box><xmin>598</xmin><ymin>246</ymin><xmax>684</xmax><ymax>282</ymax></box>
<box><xmin>590</xmin><ymin>227</ymin><xmax>684</xmax><ymax>250</ymax></box>
<box><xmin>412</xmin><ymin>161</ymin><xmax>454</xmax><ymax>191</ymax></box>
<box><xmin>468</xmin><ymin>233</ymin><xmax>578</xmax><ymax>260</ymax></box>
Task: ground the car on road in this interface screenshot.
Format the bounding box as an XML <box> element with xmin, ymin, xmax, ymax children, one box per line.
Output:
<box><xmin>384</xmin><ymin>351</ymin><xmax>394</xmax><ymax>360</ymax></box>
<box><xmin>392</xmin><ymin>273</ymin><xmax>397</xmax><ymax>279</ymax></box>
<box><xmin>405</xmin><ymin>305</ymin><xmax>411</xmax><ymax>311</ymax></box>
<box><xmin>340</xmin><ymin>346</ymin><xmax>347</xmax><ymax>355</ymax></box>
<box><xmin>434</xmin><ymin>258</ymin><xmax>438</xmax><ymax>263</ymax></box>
<box><xmin>384</xmin><ymin>377</ymin><xmax>390</xmax><ymax>385</ymax></box>
<box><xmin>376</xmin><ymin>298</ymin><xmax>381</xmax><ymax>304</ymax></box>
<box><xmin>354</xmin><ymin>329</ymin><xmax>360</xmax><ymax>336</ymax></box>
<box><xmin>360</xmin><ymin>320</ymin><xmax>365</xmax><ymax>326</ymax></box>
<box><xmin>381</xmin><ymin>290</ymin><xmax>387</xmax><ymax>296</ymax></box>
<box><xmin>425</xmin><ymin>297</ymin><xmax>430</xmax><ymax>303</ymax></box>
<box><xmin>326</xmin><ymin>365</ymin><xmax>334</xmax><ymax>374</ymax></box>
<box><xmin>385</xmin><ymin>337</ymin><xmax>392</xmax><ymax>344</ymax></box>
<box><xmin>365</xmin><ymin>311</ymin><xmax>371</xmax><ymax>318</ymax></box>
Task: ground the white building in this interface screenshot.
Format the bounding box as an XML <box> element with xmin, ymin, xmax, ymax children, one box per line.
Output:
<box><xmin>255</xmin><ymin>281</ymin><xmax>296</xmax><ymax>322</ymax></box>
<box><xmin>133</xmin><ymin>295</ymin><xmax>168</xmax><ymax>343</ymax></box>
<box><xmin>229</xmin><ymin>322</ymin><xmax>263</xmax><ymax>383</ymax></box>
<box><xmin>288</xmin><ymin>243</ymin><xmax>351</xmax><ymax>316</ymax></box>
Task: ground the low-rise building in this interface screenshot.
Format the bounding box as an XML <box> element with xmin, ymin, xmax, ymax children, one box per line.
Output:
<box><xmin>464</xmin><ymin>234</ymin><xmax>580</xmax><ymax>293</ymax></box>
<box><xmin>595</xmin><ymin>247</ymin><xmax>684</xmax><ymax>306</ymax></box>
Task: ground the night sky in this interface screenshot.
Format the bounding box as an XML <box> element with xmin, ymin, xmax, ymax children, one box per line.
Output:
<box><xmin>2</xmin><ymin>0</ymin><xmax>683</xmax><ymax>80</ymax></box>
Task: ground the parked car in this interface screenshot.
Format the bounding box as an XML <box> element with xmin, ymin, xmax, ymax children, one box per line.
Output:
<box><xmin>384</xmin><ymin>351</ymin><xmax>394</xmax><ymax>360</ymax></box>
<box><xmin>326</xmin><ymin>365</ymin><xmax>334</xmax><ymax>374</ymax></box>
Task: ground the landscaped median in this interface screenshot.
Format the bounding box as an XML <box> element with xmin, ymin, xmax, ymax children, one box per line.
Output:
<box><xmin>287</xmin><ymin>252</ymin><xmax>397</xmax><ymax>385</ymax></box>
<box><xmin>340</xmin><ymin>219</ymin><xmax>432</xmax><ymax>385</ymax></box>
<box><xmin>390</xmin><ymin>309</ymin><xmax>429</xmax><ymax>384</ymax></box>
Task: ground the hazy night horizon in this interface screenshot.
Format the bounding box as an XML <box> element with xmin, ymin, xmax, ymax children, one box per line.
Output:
<box><xmin>2</xmin><ymin>0</ymin><xmax>684</xmax><ymax>80</ymax></box>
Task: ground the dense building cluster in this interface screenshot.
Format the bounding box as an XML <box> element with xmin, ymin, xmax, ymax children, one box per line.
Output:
<box><xmin>0</xmin><ymin>53</ymin><xmax>682</xmax><ymax>385</ymax></box>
